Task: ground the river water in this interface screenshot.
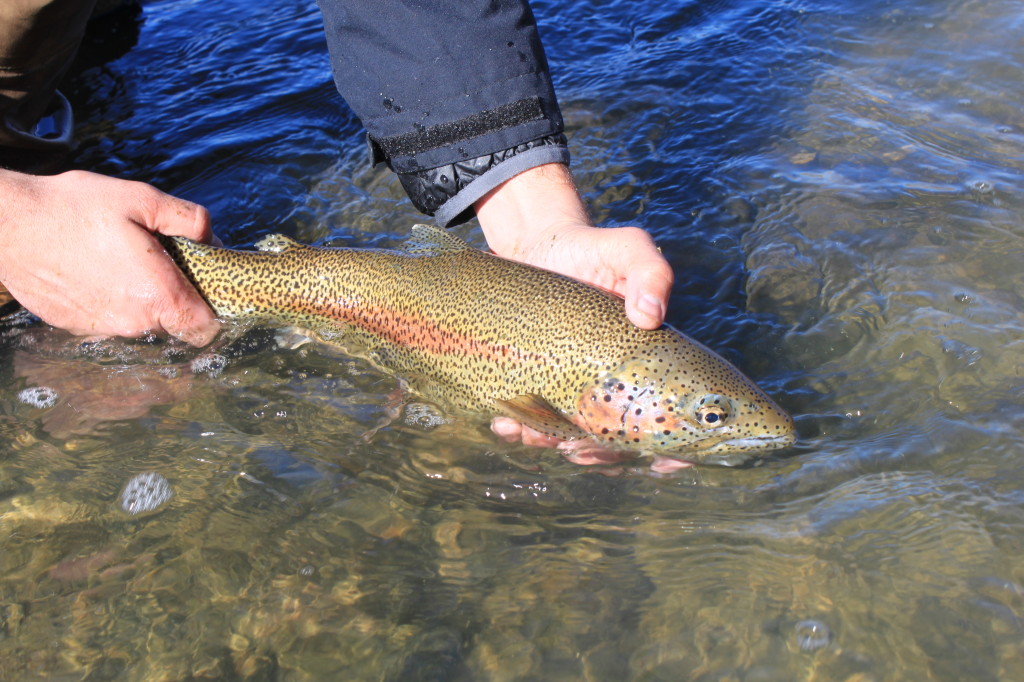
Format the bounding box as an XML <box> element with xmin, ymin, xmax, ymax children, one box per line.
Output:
<box><xmin>2</xmin><ymin>0</ymin><xmax>1023</xmax><ymax>679</ymax></box>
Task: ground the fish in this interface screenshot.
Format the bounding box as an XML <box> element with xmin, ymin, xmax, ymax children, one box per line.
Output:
<box><xmin>162</xmin><ymin>224</ymin><xmax>795</xmax><ymax>465</ymax></box>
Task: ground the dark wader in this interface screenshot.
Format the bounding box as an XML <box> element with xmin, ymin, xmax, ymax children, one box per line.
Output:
<box><xmin>0</xmin><ymin>0</ymin><xmax>105</xmax><ymax>172</ymax></box>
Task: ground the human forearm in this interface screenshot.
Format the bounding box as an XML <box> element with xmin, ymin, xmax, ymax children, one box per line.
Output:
<box><xmin>474</xmin><ymin>162</ymin><xmax>589</xmax><ymax>257</ymax></box>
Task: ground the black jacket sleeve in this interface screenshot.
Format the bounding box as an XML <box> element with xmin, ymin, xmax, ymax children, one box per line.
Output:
<box><xmin>316</xmin><ymin>0</ymin><xmax>570</xmax><ymax>226</ymax></box>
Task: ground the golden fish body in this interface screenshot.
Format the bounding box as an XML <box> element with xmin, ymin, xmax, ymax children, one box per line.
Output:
<box><xmin>165</xmin><ymin>225</ymin><xmax>795</xmax><ymax>464</ymax></box>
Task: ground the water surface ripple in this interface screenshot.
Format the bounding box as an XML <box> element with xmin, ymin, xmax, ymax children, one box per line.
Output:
<box><xmin>2</xmin><ymin>0</ymin><xmax>1023</xmax><ymax>680</ymax></box>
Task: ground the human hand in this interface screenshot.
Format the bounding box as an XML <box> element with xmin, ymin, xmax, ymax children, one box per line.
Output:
<box><xmin>475</xmin><ymin>163</ymin><xmax>673</xmax><ymax>328</ymax></box>
<box><xmin>0</xmin><ymin>169</ymin><xmax>220</xmax><ymax>345</ymax></box>
<box><xmin>473</xmin><ymin>162</ymin><xmax>674</xmax><ymax>449</ymax></box>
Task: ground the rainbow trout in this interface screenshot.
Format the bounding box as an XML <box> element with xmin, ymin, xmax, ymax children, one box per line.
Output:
<box><xmin>164</xmin><ymin>225</ymin><xmax>794</xmax><ymax>465</ymax></box>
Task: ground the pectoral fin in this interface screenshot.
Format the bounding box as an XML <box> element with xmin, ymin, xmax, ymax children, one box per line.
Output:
<box><xmin>273</xmin><ymin>326</ymin><xmax>315</xmax><ymax>350</ymax></box>
<box><xmin>494</xmin><ymin>395</ymin><xmax>589</xmax><ymax>441</ymax></box>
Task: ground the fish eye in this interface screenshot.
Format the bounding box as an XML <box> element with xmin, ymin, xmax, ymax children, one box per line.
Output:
<box><xmin>696</xmin><ymin>394</ymin><xmax>730</xmax><ymax>427</ymax></box>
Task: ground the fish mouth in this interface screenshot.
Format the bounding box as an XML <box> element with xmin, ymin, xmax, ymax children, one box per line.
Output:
<box><xmin>708</xmin><ymin>434</ymin><xmax>795</xmax><ymax>451</ymax></box>
<box><xmin>674</xmin><ymin>433</ymin><xmax>797</xmax><ymax>467</ymax></box>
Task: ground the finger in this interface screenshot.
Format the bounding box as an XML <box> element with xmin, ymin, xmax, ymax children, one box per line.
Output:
<box><xmin>650</xmin><ymin>455</ymin><xmax>695</xmax><ymax>473</ymax></box>
<box><xmin>491</xmin><ymin>417</ymin><xmax>524</xmax><ymax>443</ymax></box>
<box><xmin>561</xmin><ymin>449</ymin><xmax>629</xmax><ymax>467</ymax></box>
<box><xmin>166</xmin><ymin>197</ymin><xmax>215</xmax><ymax>244</ymax></box>
<box><xmin>519</xmin><ymin>426</ymin><xmax>565</xmax><ymax>448</ymax></box>
<box><xmin>134</xmin><ymin>183</ymin><xmax>217</xmax><ymax>244</ymax></box>
<box><xmin>126</xmin><ymin>186</ymin><xmax>219</xmax><ymax>344</ymax></box>
<box><xmin>624</xmin><ymin>255</ymin><xmax>673</xmax><ymax>329</ymax></box>
<box><xmin>490</xmin><ymin>417</ymin><xmax>566</xmax><ymax>448</ymax></box>
<box><xmin>166</xmin><ymin>309</ymin><xmax>220</xmax><ymax>347</ymax></box>
<box><xmin>142</xmin><ymin>242</ymin><xmax>220</xmax><ymax>346</ymax></box>
<box><xmin>157</xmin><ymin>283</ymin><xmax>221</xmax><ymax>347</ymax></box>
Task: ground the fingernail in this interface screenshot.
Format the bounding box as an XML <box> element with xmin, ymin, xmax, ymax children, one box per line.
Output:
<box><xmin>637</xmin><ymin>294</ymin><xmax>664</xmax><ymax>323</ymax></box>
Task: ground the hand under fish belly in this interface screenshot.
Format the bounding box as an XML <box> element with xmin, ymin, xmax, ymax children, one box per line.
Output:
<box><xmin>163</xmin><ymin>224</ymin><xmax>795</xmax><ymax>466</ymax></box>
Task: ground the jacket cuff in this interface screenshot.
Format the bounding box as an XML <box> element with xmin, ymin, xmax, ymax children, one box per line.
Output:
<box><xmin>392</xmin><ymin>134</ymin><xmax>570</xmax><ymax>227</ymax></box>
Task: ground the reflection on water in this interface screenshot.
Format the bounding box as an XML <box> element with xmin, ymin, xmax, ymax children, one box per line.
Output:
<box><xmin>2</xmin><ymin>0</ymin><xmax>1024</xmax><ymax>679</ymax></box>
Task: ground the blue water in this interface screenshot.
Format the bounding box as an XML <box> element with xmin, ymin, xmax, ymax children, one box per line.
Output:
<box><xmin>2</xmin><ymin>0</ymin><xmax>1024</xmax><ymax>679</ymax></box>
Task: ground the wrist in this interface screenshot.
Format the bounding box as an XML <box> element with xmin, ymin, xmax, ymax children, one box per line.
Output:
<box><xmin>0</xmin><ymin>169</ymin><xmax>36</xmax><ymax>254</ymax></box>
<box><xmin>474</xmin><ymin>162</ymin><xmax>591</xmax><ymax>259</ymax></box>
<box><xmin>393</xmin><ymin>135</ymin><xmax>570</xmax><ymax>227</ymax></box>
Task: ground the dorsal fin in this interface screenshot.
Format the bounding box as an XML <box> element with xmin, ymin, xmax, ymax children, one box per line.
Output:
<box><xmin>402</xmin><ymin>224</ymin><xmax>470</xmax><ymax>255</ymax></box>
<box><xmin>255</xmin><ymin>234</ymin><xmax>305</xmax><ymax>253</ymax></box>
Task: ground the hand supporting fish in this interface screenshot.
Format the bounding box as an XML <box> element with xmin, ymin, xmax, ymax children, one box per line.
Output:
<box><xmin>162</xmin><ymin>225</ymin><xmax>795</xmax><ymax>466</ymax></box>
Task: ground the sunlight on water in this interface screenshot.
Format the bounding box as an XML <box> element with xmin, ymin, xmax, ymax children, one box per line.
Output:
<box><xmin>2</xmin><ymin>0</ymin><xmax>1024</xmax><ymax>680</ymax></box>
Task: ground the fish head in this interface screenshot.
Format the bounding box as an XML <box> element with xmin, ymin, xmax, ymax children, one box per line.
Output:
<box><xmin>572</xmin><ymin>335</ymin><xmax>795</xmax><ymax>465</ymax></box>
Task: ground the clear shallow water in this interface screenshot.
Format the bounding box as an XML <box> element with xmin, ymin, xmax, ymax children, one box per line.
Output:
<box><xmin>2</xmin><ymin>0</ymin><xmax>1024</xmax><ymax>679</ymax></box>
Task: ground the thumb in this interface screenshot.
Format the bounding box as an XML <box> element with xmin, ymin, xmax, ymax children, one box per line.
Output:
<box><xmin>136</xmin><ymin>184</ymin><xmax>217</xmax><ymax>245</ymax></box>
<box><xmin>624</xmin><ymin>256</ymin><xmax>673</xmax><ymax>330</ymax></box>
